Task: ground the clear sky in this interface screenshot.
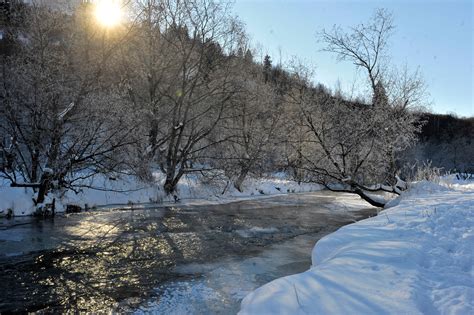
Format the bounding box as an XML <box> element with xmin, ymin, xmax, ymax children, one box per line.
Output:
<box><xmin>233</xmin><ymin>0</ymin><xmax>473</xmax><ymax>117</ymax></box>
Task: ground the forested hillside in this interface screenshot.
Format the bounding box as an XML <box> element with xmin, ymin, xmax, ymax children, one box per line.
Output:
<box><xmin>0</xmin><ymin>0</ymin><xmax>470</xmax><ymax>211</ymax></box>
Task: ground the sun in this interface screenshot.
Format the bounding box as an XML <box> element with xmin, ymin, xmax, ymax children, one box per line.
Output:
<box><xmin>95</xmin><ymin>0</ymin><xmax>122</xmax><ymax>28</ymax></box>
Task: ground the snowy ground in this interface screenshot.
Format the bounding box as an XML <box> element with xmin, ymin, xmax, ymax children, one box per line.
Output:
<box><xmin>240</xmin><ymin>179</ymin><xmax>474</xmax><ymax>315</ymax></box>
<box><xmin>0</xmin><ymin>172</ymin><xmax>322</xmax><ymax>216</ymax></box>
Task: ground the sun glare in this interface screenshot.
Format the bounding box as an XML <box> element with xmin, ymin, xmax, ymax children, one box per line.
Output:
<box><xmin>95</xmin><ymin>0</ymin><xmax>122</xmax><ymax>28</ymax></box>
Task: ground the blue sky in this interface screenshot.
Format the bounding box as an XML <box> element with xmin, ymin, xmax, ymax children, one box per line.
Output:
<box><xmin>233</xmin><ymin>0</ymin><xmax>473</xmax><ymax>117</ymax></box>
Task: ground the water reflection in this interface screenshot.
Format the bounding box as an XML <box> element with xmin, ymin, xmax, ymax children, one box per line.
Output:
<box><xmin>0</xmin><ymin>192</ymin><xmax>376</xmax><ymax>313</ymax></box>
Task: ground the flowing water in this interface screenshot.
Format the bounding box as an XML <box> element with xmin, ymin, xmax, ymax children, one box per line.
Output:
<box><xmin>0</xmin><ymin>192</ymin><xmax>376</xmax><ymax>313</ymax></box>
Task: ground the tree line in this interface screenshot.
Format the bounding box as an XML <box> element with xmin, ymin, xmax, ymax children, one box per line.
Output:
<box><xmin>0</xmin><ymin>1</ymin><xmax>434</xmax><ymax>207</ymax></box>
<box><xmin>400</xmin><ymin>113</ymin><xmax>474</xmax><ymax>175</ymax></box>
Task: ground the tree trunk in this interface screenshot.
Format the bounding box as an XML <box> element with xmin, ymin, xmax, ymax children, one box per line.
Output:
<box><xmin>163</xmin><ymin>176</ymin><xmax>176</xmax><ymax>195</ymax></box>
<box><xmin>234</xmin><ymin>167</ymin><xmax>250</xmax><ymax>192</ymax></box>
<box><xmin>353</xmin><ymin>187</ymin><xmax>386</xmax><ymax>208</ymax></box>
<box><xmin>31</xmin><ymin>150</ymin><xmax>39</xmax><ymax>183</ymax></box>
<box><xmin>35</xmin><ymin>172</ymin><xmax>52</xmax><ymax>205</ymax></box>
<box><xmin>163</xmin><ymin>169</ymin><xmax>185</xmax><ymax>196</ymax></box>
<box><xmin>148</xmin><ymin>123</ymin><xmax>159</xmax><ymax>158</ymax></box>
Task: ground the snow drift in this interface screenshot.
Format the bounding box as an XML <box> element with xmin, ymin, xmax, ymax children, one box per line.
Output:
<box><xmin>240</xmin><ymin>180</ymin><xmax>474</xmax><ymax>315</ymax></box>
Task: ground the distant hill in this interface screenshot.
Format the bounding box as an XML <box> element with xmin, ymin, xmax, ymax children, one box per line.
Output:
<box><xmin>419</xmin><ymin>113</ymin><xmax>473</xmax><ymax>141</ymax></box>
<box><xmin>402</xmin><ymin>113</ymin><xmax>474</xmax><ymax>173</ymax></box>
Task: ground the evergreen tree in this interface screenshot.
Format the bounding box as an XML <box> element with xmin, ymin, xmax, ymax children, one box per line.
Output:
<box><xmin>372</xmin><ymin>81</ymin><xmax>389</xmax><ymax>107</ymax></box>
<box><xmin>244</xmin><ymin>49</ymin><xmax>253</xmax><ymax>63</ymax></box>
<box><xmin>237</xmin><ymin>47</ymin><xmax>244</xmax><ymax>57</ymax></box>
<box><xmin>263</xmin><ymin>54</ymin><xmax>272</xmax><ymax>83</ymax></box>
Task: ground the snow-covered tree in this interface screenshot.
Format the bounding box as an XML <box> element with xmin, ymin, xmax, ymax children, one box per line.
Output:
<box><xmin>0</xmin><ymin>2</ymin><xmax>136</xmax><ymax>206</ymax></box>
<box><xmin>122</xmin><ymin>0</ymin><xmax>244</xmax><ymax>194</ymax></box>
<box><xmin>212</xmin><ymin>54</ymin><xmax>283</xmax><ymax>192</ymax></box>
<box><xmin>285</xmin><ymin>9</ymin><xmax>427</xmax><ymax>207</ymax></box>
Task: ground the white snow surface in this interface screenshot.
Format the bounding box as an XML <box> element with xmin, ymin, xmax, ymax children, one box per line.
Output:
<box><xmin>240</xmin><ymin>180</ymin><xmax>474</xmax><ymax>315</ymax></box>
<box><xmin>0</xmin><ymin>186</ymin><xmax>36</xmax><ymax>216</ymax></box>
<box><xmin>0</xmin><ymin>172</ymin><xmax>322</xmax><ymax>216</ymax></box>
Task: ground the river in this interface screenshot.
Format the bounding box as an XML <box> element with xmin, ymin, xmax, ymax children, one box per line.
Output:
<box><xmin>0</xmin><ymin>191</ymin><xmax>376</xmax><ymax>313</ymax></box>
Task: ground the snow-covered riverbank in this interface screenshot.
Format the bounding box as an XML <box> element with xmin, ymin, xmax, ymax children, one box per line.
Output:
<box><xmin>0</xmin><ymin>173</ymin><xmax>322</xmax><ymax>216</ymax></box>
<box><xmin>240</xmin><ymin>179</ymin><xmax>474</xmax><ymax>315</ymax></box>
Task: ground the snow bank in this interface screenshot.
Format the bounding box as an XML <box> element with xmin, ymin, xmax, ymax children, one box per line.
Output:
<box><xmin>0</xmin><ymin>172</ymin><xmax>322</xmax><ymax>216</ymax></box>
<box><xmin>240</xmin><ymin>181</ymin><xmax>474</xmax><ymax>315</ymax></box>
<box><xmin>440</xmin><ymin>174</ymin><xmax>474</xmax><ymax>192</ymax></box>
<box><xmin>0</xmin><ymin>186</ymin><xmax>35</xmax><ymax>217</ymax></box>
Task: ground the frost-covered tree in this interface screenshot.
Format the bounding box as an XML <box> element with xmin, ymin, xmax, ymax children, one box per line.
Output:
<box><xmin>320</xmin><ymin>8</ymin><xmax>394</xmax><ymax>95</ymax></box>
<box><xmin>286</xmin><ymin>9</ymin><xmax>427</xmax><ymax>207</ymax></box>
<box><xmin>0</xmin><ymin>2</ymin><xmax>136</xmax><ymax>206</ymax></box>
<box><xmin>286</xmin><ymin>73</ymin><xmax>416</xmax><ymax>207</ymax></box>
<box><xmin>122</xmin><ymin>0</ymin><xmax>244</xmax><ymax>194</ymax></box>
<box><xmin>213</xmin><ymin>54</ymin><xmax>282</xmax><ymax>192</ymax></box>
